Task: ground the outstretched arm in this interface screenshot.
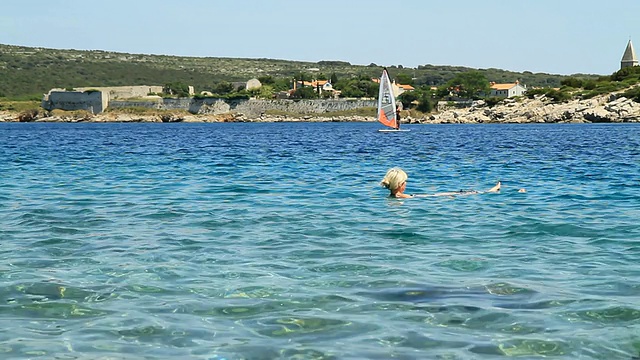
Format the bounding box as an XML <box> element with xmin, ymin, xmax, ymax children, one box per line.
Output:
<box><xmin>411</xmin><ymin>182</ymin><xmax>503</xmax><ymax>197</ymax></box>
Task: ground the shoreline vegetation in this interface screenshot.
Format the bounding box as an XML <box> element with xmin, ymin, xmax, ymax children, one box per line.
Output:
<box><xmin>1</xmin><ymin>44</ymin><xmax>639</xmax><ymax>124</ymax></box>
<box><xmin>2</xmin><ymin>88</ymin><xmax>639</xmax><ymax>124</ymax></box>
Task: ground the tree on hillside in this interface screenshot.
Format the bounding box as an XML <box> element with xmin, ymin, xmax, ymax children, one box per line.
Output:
<box><xmin>295</xmin><ymin>72</ymin><xmax>311</xmax><ymax>83</ymax></box>
<box><xmin>257</xmin><ymin>76</ymin><xmax>275</xmax><ymax>85</ymax></box>
<box><xmin>330</xmin><ymin>73</ymin><xmax>338</xmax><ymax>84</ymax></box>
<box><xmin>445</xmin><ymin>71</ymin><xmax>490</xmax><ymax>99</ymax></box>
<box><xmin>273</xmin><ymin>78</ymin><xmax>293</xmax><ymax>92</ymax></box>
<box><xmin>251</xmin><ymin>85</ymin><xmax>275</xmax><ymax>99</ymax></box>
<box><xmin>395</xmin><ymin>73</ymin><xmax>414</xmax><ymax>86</ymax></box>
<box><xmin>416</xmin><ymin>93</ymin><xmax>433</xmax><ymax>113</ymax></box>
<box><xmin>397</xmin><ymin>91</ymin><xmax>418</xmax><ymax>109</ymax></box>
<box><xmin>211</xmin><ymin>81</ymin><xmax>234</xmax><ymax>95</ymax></box>
<box><xmin>334</xmin><ymin>75</ymin><xmax>377</xmax><ymax>98</ymax></box>
<box><xmin>164</xmin><ymin>82</ymin><xmax>190</xmax><ymax>97</ymax></box>
<box><xmin>560</xmin><ymin>77</ymin><xmax>584</xmax><ymax>88</ymax></box>
<box><xmin>291</xmin><ymin>86</ymin><xmax>318</xmax><ymax>99</ymax></box>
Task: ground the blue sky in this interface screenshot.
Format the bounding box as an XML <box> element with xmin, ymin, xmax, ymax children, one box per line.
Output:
<box><xmin>1</xmin><ymin>0</ymin><xmax>638</xmax><ymax>75</ymax></box>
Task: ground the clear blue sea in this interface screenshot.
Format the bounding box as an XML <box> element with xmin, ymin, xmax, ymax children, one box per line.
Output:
<box><xmin>1</xmin><ymin>122</ymin><xmax>639</xmax><ymax>359</ymax></box>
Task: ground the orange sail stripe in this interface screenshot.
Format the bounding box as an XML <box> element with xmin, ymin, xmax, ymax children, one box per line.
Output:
<box><xmin>378</xmin><ymin>109</ymin><xmax>397</xmax><ymax>128</ymax></box>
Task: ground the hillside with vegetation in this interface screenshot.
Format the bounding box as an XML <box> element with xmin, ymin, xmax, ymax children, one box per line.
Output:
<box><xmin>0</xmin><ymin>43</ymin><xmax>598</xmax><ymax>100</ymax></box>
<box><xmin>427</xmin><ymin>65</ymin><xmax>640</xmax><ymax>124</ymax></box>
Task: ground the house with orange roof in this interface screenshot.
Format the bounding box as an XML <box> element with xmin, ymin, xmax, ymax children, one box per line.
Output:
<box><xmin>293</xmin><ymin>79</ymin><xmax>338</xmax><ymax>97</ymax></box>
<box><xmin>396</xmin><ymin>83</ymin><xmax>415</xmax><ymax>93</ymax></box>
<box><xmin>371</xmin><ymin>77</ymin><xmax>414</xmax><ymax>97</ymax></box>
<box><xmin>489</xmin><ymin>81</ymin><xmax>527</xmax><ymax>98</ymax></box>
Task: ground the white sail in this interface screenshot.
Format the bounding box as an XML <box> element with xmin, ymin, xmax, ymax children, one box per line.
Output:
<box><xmin>377</xmin><ymin>68</ymin><xmax>398</xmax><ymax>129</ymax></box>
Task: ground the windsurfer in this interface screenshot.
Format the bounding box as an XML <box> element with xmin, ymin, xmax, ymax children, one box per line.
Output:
<box><xmin>380</xmin><ymin>167</ymin><xmax>520</xmax><ymax>198</ymax></box>
<box><xmin>395</xmin><ymin>103</ymin><xmax>402</xmax><ymax>130</ymax></box>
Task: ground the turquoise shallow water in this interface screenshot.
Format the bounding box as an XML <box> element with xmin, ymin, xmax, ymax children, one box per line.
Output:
<box><xmin>1</xmin><ymin>122</ymin><xmax>640</xmax><ymax>359</ymax></box>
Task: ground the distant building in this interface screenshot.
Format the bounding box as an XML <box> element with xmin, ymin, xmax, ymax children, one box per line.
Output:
<box><xmin>246</xmin><ymin>78</ymin><xmax>262</xmax><ymax>90</ymax></box>
<box><xmin>42</xmin><ymin>89</ymin><xmax>109</xmax><ymax>114</ymax></box>
<box><xmin>394</xmin><ymin>81</ymin><xmax>414</xmax><ymax>96</ymax></box>
<box><xmin>489</xmin><ymin>81</ymin><xmax>527</xmax><ymax>98</ymax></box>
<box><xmin>621</xmin><ymin>40</ymin><xmax>638</xmax><ymax>69</ymax></box>
<box><xmin>232</xmin><ymin>78</ymin><xmax>263</xmax><ymax>91</ymax></box>
<box><xmin>371</xmin><ymin>78</ymin><xmax>414</xmax><ymax>97</ymax></box>
<box><xmin>293</xmin><ymin>79</ymin><xmax>338</xmax><ymax>97</ymax></box>
<box><xmin>42</xmin><ymin>85</ymin><xmax>174</xmax><ymax>114</ymax></box>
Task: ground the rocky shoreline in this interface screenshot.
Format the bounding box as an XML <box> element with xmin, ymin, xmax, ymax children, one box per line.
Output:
<box><xmin>422</xmin><ymin>93</ymin><xmax>640</xmax><ymax>124</ymax></box>
<box><xmin>2</xmin><ymin>93</ymin><xmax>639</xmax><ymax>124</ymax></box>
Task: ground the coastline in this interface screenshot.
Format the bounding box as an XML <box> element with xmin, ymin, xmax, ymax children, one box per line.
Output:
<box><xmin>2</xmin><ymin>92</ymin><xmax>640</xmax><ymax>124</ymax></box>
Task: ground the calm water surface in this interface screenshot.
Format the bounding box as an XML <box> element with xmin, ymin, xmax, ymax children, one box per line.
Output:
<box><xmin>1</xmin><ymin>122</ymin><xmax>639</xmax><ymax>359</ymax></box>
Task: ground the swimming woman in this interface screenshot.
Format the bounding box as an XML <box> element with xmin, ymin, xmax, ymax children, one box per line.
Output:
<box><xmin>380</xmin><ymin>167</ymin><xmax>508</xmax><ymax>198</ymax></box>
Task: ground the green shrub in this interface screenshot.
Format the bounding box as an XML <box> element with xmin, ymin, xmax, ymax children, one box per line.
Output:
<box><xmin>484</xmin><ymin>97</ymin><xmax>503</xmax><ymax>107</ymax></box>
<box><xmin>525</xmin><ymin>88</ymin><xmax>548</xmax><ymax>99</ymax></box>
<box><xmin>560</xmin><ymin>77</ymin><xmax>583</xmax><ymax>88</ymax></box>
<box><xmin>622</xmin><ymin>86</ymin><xmax>640</xmax><ymax>102</ymax></box>
<box><xmin>583</xmin><ymin>80</ymin><xmax>597</xmax><ymax>90</ymax></box>
<box><xmin>416</xmin><ymin>94</ymin><xmax>433</xmax><ymax>113</ymax></box>
<box><xmin>546</xmin><ymin>89</ymin><xmax>571</xmax><ymax>103</ymax></box>
<box><xmin>611</xmin><ymin>66</ymin><xmax>640</xmax><ymax>82</ymax></box>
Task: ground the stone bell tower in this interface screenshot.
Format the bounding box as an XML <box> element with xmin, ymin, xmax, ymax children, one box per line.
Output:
<box><xmin>621</xmin><ymin>39</ymin><xmax>639</xmax><ymax>69</ymax></box>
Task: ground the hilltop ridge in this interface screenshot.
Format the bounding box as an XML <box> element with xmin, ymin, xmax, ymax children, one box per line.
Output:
<box><xmin>0</xmin><ymin>44</ymin><xmax>596</xmax><ymax>99</ymax></box>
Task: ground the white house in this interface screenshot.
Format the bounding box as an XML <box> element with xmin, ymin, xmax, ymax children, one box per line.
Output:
<box><xmin>293</xmin><ymin>80</ymin><xmax>339</xmax><ymax>97</ymax></box>
<box><xmin>490</xmin><ymin>81</ymin><xmax>527</xmax><ymax>98</ymax></box>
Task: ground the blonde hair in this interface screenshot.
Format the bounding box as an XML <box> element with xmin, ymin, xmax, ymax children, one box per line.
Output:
<box><xmin>380</xmin><ymin>167</ymin><xmax>408</xmax><ymax>191</ymax></box>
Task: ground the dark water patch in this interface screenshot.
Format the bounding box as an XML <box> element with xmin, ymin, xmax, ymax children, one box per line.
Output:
<box><xmin>354</xmin><ymin>284</ymin><xmax>518</xmax><ymax>305</ymax></box>
<box><xmin>4</xmin><ymin>302</ymin><xmax>110</xmax><ymax>320</ymax></box>
<box><xmin>435</xmin><ymin>258</ymin><xmax>491</xmax><ymax>272</ymax></box>
<box><xmin>376</xmin><ymin>228</ymin><xmax>429</xmax><ymax>243</ymax></box>
<box><xmin>135</xmin><ymin>209</ymin><xmax>186</xmax><ymax>221</ymax></box>
<box><xmin>122</xmin><ymin>284</ymin><xmax>175</xmax><ymax>295</ymax></box>
<box><xmin>48</xmin><ymin>226</ymin><xmax>85</xmax><ymax>235</ymax></box>
<box><xmin>213</xmin><ymin>346</ymin><xmax>339</xmax><ymax>360</ymax></box>
<box><xmin>3</xmin><ymin>282</ymin><xmax>104</xmax><ymax>303</ymax></box>
<box><xmin>377</xmin><ymin>331</ymin><xmax>469</xmax><ymax>351</ymax></box>
<box><xmin>508</xmin><ymin>221</ymin><xmax>607</xmax><ymax>239</ymax></box>
<box><xmin>470</xmin><ymin>338</ymin><xmax>570</xmax><ymax>357</ymax></box>
<box><xmin>249</xmin><ymin>315</ymin><xmax>375</xmax><ymax>341</ymax></box>
<box><xmin>577</xmin><ymin>281</ymin><xmax>640</xmax><ymax>297</ymax></box>
<box><xmin>309</xmin><ymin>262</ymin><xmax>375</xmax><ymax>274</ymax></box>
<box><xmin>32</xmin><ymin>237</ymin><xmax>84</xmax><ymax>247</ymax></box>
<box><xmin>495</xmin><ymin>298</ymin><xmax>577</xmax><ymax>310</ymax></box>
<box><xmin>190</xmin><ymin>299</ymin><xmax>303</xmax><ymax>319</ymax></box>
<box><xmin>355</xmin><ymin>283</ymin><xmax>535</xmax><ymax>305</ymax></box>
<box><xmin>467</xmin><ymin>313</ymin><xmax>548</xmax><ymax>335</ymax></box>
<box><xmin>564</xmin><ymin>306</ymin><xmax>640</xmax><ymax>324</ymax></box>
<box><xmin>484</xmin><ymin>282</ymin><xmax>538</xmax><ymax>296</ymax></box>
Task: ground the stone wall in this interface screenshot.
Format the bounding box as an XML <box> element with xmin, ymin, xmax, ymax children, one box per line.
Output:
<box><xmin>42</xmin><ymin>90</ymin><xmax>108</xmax><ymax>114</ymax></box>
<box><xmin>109</xmin><ymin>98</ymin><xmax>192</xmax><ymax>110</ymax></box>
<box><xmin>75</xmin><ymin>85</ymin><xmax>163</xmax><ymax>99</ymax></box>
<box><xmin>192</xmin><ymin>98</ymin><xmax>376</xmax><ymax>116</ymax></box>
<box><xmin>42</xmin><ymin>85</ymin><xmax>163</xmax><ymax>114</ymax></box>
<box><xmin>110</xmin><ymin>98</ymin><xmax>376</xmax><ymax>117</ymax></box>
